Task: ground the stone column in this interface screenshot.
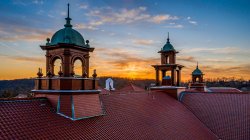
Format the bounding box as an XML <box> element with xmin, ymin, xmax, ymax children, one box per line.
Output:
<box><xmin>162</xmin><ymin>70</ymin><xmax>166</xmax><ymax>78</ymax></box>
<box><xmin>177</xmin><ymin>69</ymin><xmax>181</xmax><ymax>86</ymax></box>
<box><xmin>45</xmin><ymin>52</ymin><xmax>50</xmax><ymax>74</ymax></box>
<box><xmin>63</xmin><ymin>49</ymin><xmax>71</xmax><ymax>77</ymax></box>
<box><xmin>85</xmin><ymin>55</ymin><xmax>90</xmax><ymax>78</ymax></box>
<box><xmin>171</xmin><ymin>69</ymin><xmax>176</xmax><ymax>86</ymax></box>
<box><xmin>155</xmin><ymin>68</ymin><xmax>160</xmax><ymax>86</ymax></box>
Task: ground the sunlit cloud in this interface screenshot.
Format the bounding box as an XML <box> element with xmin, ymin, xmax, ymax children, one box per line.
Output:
<box><xmin>149</xmin><ymin>15</ymin><xmax>178</xmax><ymax>24</ymax></box>
<box><xmin>81</xmin><ymin>6</ymin><xmax>179</xmax><ymax>30</ymax></box>
<box><xmin>204</xmin><ymin>58</ymin><xmax>235</xmax><ymax>63</ymax></box>
<box><xmin>201</xmin><ymin>64</ymin><xmax>250</xmax><ymax>79</ymax></box>
<box><xmin>78</xmin><ymin>3</ymin><xmax>89</xmax><ymax>9</ymax></box>
<box><xmin>75</xmin><ymin>23</ymin><xmax>99</xmax><ymax>30</ymax></box>
<box><xmin>164</xmin><ymin>24</ymin><xmax>184</xmax><ymax>29</ymax></box>
<box><xmin>0</xmin><ymin>0</ymin><xmax>249</xmax><ymax>81</ymax></box>
<box><xmin>133</xmin><ymin>39</ymin><xmax>154</xmax><ymax>46</ymax></box>
<box><xmin>0</xmin><ymin>26</ymin><xmax>52</xmax><ymax>42</ymax></box>
<box><xmin>184</xmin><ymin>47</ymin><xmax>241</xmax><ymax>54</ymax></box>
<box><xmin>88</xmin><ymin>47</ymin><xmax>159</xmax><ymax>79</ymax></box>
<box><xmin>177</xmin><ymin>56</ymin><xmax>196</xmax><ymax>62</ymax></box>
<box><xmin>189</xmin><ymin>21</ymin><xmax>197</xmax><ymax>25</ymax></box>
<box><xmin>186</xmin><ymin>16</ymin><xmax>198</xmax><ymax>25</ymax></box>
<box><xmin>0</xmin><ymin>54</ymin><xmax>43</xmax><ymax>63</ymax></box>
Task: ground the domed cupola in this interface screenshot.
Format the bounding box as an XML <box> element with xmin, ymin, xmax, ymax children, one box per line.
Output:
<box><xmin>50</xmin><ymin>4</ymin><xmax>86</xmax><ymax>47</ymax></box>
<box><xmin>189</xmin><ymin>62</ymin><xmax>205</xmax><ymax>90</ymax></box>
<box><xmin>161</xmin><ymin>33</ymin><xmax>176</xmax><ymax>52</ymax></box>
<box><xmin>192</xmin><ymin>62</ymin><xmax>203</xmax><ymax>76</ymax></box>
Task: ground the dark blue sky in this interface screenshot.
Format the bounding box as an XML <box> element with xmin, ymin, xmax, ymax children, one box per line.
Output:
<box><xmin>0</xmin><ymin>0</ymin><xmax>249</xmax><ymax>80</ymax></box>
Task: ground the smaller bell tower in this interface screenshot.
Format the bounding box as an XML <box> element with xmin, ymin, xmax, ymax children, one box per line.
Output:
<box><xmin>152</xmin><ymin>33</ymin><xmax>184</xmax><ymax>86</ymax></box>
<box><xmin>189</xmin><ymin>62</ymin><xmax>206</xmax><ymax>91</ymax></box>
<box><xmin>151</xmin><ymin>33</ymin><xmax>186</xmax><ymax>100</ymax></box>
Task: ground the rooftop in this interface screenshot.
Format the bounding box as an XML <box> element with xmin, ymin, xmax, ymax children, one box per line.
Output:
<box><xmin>181</xmin><ymin>92</ymin><xmax>250</xmax><ymax>140</ymax></box>
<box><xmin>0</xmin><ymin>92</ymin><xmax>217</xmax><ymax>139</ymax></box>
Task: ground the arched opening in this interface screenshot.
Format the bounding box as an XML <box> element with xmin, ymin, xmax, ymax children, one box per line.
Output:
<box><xmin>52</xmin><ymin>58</ymin><xmax>62</xmax><ymax>76</ymax></box>
<box><xmin>73</xmin><ymin>59</ymin><xmax>83</xmax><ymax>77</ymax></box>
<box><xmin>195</xmin><ymin>77</ymin><xmax>199</xmax><ymax>83</ymax></box>
<box><xmin>166</xmin><ymin>56</ymin><xmax>169</xmax><ymax>64</ymax></box>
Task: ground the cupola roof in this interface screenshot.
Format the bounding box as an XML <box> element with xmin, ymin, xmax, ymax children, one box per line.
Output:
<box><xmin>50</xmin><ymin>4</ymin><xmax>86</xmax><ymax>47</ymax></box>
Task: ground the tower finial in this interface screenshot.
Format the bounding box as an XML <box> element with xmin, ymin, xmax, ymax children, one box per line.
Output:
<box><xmin>167</xmin><ymin>32</ymin><xmax>170</xmax><ymax>43</ymax></box>
<box><xmin>197</xmin><ymin>61</ymin><xmax>199</xmax><ymax>68</ymax></box>
<box><xmin>64</xmin><ymin>3</ymin><xmax>72</xmax><ymax>28</ymax></box>
<box><xmin>67</xmin><ymin>3</ymin><xmax>70</xmax><ymax>18</ymax></box>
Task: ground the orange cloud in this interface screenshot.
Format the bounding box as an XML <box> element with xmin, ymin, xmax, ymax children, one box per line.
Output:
<box><xmin>1</xmin><ymin>47</ymin><xmax>249</xmax><ymax>81</ymax></box>
<box><xmin>133</xmin><ymin>39</ymin><xmax>154</xmax><ymax>46</ymax></box>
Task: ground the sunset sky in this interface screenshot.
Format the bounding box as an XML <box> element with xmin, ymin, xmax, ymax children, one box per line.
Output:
<box><xmin>0</xmin><ymin>0</ymin><xmax>249</xmax><ymax>81</ymax></box>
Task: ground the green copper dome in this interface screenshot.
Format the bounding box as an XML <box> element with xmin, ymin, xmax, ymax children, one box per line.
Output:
<box><xmin>50</xmin><ymin>28</ymin><xmax>85</xmax><ymax>47</ymax></box>
<box><xmin>161</xmin><ymin>33</ymin><xmax>176</xmax><ymax>52</ymax></box>
<box><xmin>192</xmin><ymin>63</ymin><xmax>203</xmax><ymax>75</ymax></box>
<box><xmin>49</xmin><ymin>4</ymin><xmax>86</xmax><ymax>47</ymax></box>
<box><xmin>162</xmin><ymin>42</ymin><xmax>175</xmax><ymax>51</ymax></box>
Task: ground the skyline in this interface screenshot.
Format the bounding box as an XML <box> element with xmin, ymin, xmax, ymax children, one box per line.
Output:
<box><xmin>0</xmin><ymin>0</ymin><xmax>250</xmax><ymax>81</ymax></box>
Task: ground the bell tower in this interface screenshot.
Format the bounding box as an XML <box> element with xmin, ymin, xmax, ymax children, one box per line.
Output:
<box><xmin>152</xmin><ymin>33</ymin><xmax>184</xmax><ymax>86</ymax></box>
<box><xmin>42</xmin><ymin>3</ymin><xmax>93</xmax><ymax>78</ymax></box>
<box><xmin>189</xmin><ymin>62</ymin><xmax>206</xmax><ymax>91</ymax></box>
<box><xmin>32</xmin><ymin>4</ymin><xmax>103</xmax><ymax>121</ymax></box>
<box><xmin>151</xmin><ymin>33</ymin><xmax>186</xmax><ymax>100</ymax></box>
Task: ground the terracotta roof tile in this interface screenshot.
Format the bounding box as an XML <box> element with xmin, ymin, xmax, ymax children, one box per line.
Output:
<box><xmin>181</xmin><ymin>93</ymin><xmax>250</xmax><ymax>140</ymax></box>
<box><xmin>116</xmin><ymin>83</ymin><xmax>145</xmax><ymax>93</ymax></box>
<box><xmin>0</xmin><ymin>93</ymin><xmax>217</xmax><ymax>139</ymax></box>
<box><xmin>208</xmin><ymin>87</ymin><xmax>242</xmax><ymax>93</ymax></box>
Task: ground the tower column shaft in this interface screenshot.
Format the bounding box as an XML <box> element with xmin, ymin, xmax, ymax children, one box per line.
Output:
<box><xmin>171</xmin><ymin>69</ymin><xmax>176</xmax><ymax>86</ymax></box>
<box><xmin>46</xmin><ymin>52</ymin><xmax>50</xmax><ymax>74</ymax></box>
<box><xmin>155</xmin><ymin>68</ymin><xmax>160</xmax><ymax>86</ymax></box>
<box><xmin>63</xmin><ymin>53</ymin><xmax>71</xmax><ymax>77</ymax></box>
<box><xmin>162</xmin><ymin>70</ymin><xmax>166</xmax><ymax>78</ymax></box>
<box><xmin>177</xmin><ymin>70</ymin><xmax>181</xmax><ymax>86</ymax></box>
<box><xmin>85</xmin><ymin>55</ymin><xmax>90</xmax><ymax>77</ymax></box>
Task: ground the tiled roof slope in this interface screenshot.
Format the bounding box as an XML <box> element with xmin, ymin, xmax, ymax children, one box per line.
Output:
<box><xmin>181</xmin><ymin>93</ymin><xmax>250</xmax><ymax>140</ymax></box>
<box><xmin>0</xmin><ymin>93</ymin><xmax>217</xmax><ymax>140</ymax></box>
<box><xmin>208</xmin><ymin>87</ymin><xmax>242</xmax><ymax>92</ymax></box>
<box><xmin>117</xmin><ymin>83</ymin><xmax>145</xmax><ymax>93</ymax></box>
<box><xmin>98</xmin><ymin>87</ymin><xmax>110</xmax><ymax>95</ymax></box>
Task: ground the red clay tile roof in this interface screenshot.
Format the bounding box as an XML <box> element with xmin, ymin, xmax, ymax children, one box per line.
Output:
<box><xmin>116</xmin><ymin>83</ymin><xmax>145</xmax><ymax>93</ymax></box>
<box><xmin>98</xmin><ymin>87</ymin><xmax>110</xmax><ymax>95</ymax></box>
<box><xmin>0</xmin><ymin>93</ymin><xmax>217</xmax><ymax>139</ymax></box>
<box><xmin>181</xmin><ymin>93</ymin><xmax>250</xmax><ymax>140</ymax></box>
<box><xmin>208</xmin><ymin>87</ymin><xmax>242</xmax><ymax>92</ymax></box>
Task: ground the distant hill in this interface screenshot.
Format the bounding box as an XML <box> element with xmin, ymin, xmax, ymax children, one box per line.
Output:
<box><xmin>0</xmin><ymin>77</ymin><xmax>249</xmax><ymax>98</ymax></box>
<box><xmin>0</xmin><ymin>79</ymin><xmax>34</xmax><ymax>98</ymax></box>
<box><xmin>0</xmin><ymin>77</ymin><xmax>155</xmax><ymax>98</ymax></box>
